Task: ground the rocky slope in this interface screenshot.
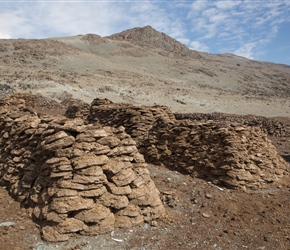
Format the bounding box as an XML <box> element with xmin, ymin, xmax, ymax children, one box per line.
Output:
<box><xmin>0</xmin><ymin>26</ymin><xmax>290</xmax><ymax>117</ymax></box>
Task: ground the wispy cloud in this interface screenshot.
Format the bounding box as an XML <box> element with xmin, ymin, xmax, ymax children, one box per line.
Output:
<box><xmin>186</xmin><ymin>0</ymin><xmax>290</xmax><ymax>62</ymax></box>
<box><xmin>189</xmin><ymin>41</ymin><xmax>209</xmax><ymax>52</ymax></box>
<box><xmin>234</xmin><ymin>42</ymin><xmax>257</xmax><ymax>59</ymax></box>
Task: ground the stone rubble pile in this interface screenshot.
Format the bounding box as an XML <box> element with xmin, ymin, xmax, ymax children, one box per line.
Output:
<box><xmin>144</xmin><ymin>118</ymin><xmax>288</xmax><ymax>189</ymax></box>
<box><xmin>0</xmin><ymin>96</ymin><xmax>164</xmax><ymax>242</ymax></box>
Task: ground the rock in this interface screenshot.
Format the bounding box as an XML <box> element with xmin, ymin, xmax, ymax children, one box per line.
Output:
<box><xmin>50</xmin><ymin>196</ymin><xmax>94</xmax><ymax>213</ymax></box>
<box><xmin>43</xmin><ymin>135</ymin><xmax>75</xmax><ymax>151</ymax></box>
<box><xmin>108</xmin><ymin>146</ymin><xmax>137</xmax><ymax>156</ymax></box>
<box><xmin>111</xmin><ymin>168</ymin><xmax>137</xmax><ymax>187</ymax></box>
<box><xmin>115</xmin><ymin>216</ymin><xmax>132</xmax><ymax>228</ymax></box>
<box><xmin>205</xmin><ymin>193</ymin><xmax>213</xmax><ymax>199</ymax></box>
<box><xmin>56</xmin><ymin>218</ymin><xmax>87</xmax><ymax>234</ymax></box>
<box><xmin>82</xmin><ymin>213</ymin><xmax>115</xmax><ymax>235</ymax></box>
<box><xmin>115</xmin><ymin>203</ymin><xmax>140</xmax><ymax>217</ymax></box>
<box><xmin>78</xmin><ymin>186</ymin><xmax>107</xmax><ymax>197</ymax></box>
<box><xmin>74</xmin><ymin>203</ymin><xmax>111</xmax><ymax>223</ymax></box>
<box><xmin>0</xmin><ymin>222</ymin><xmax>15</xmax><ymax>227</ymax></box>
<box><xmin>72</xmin><ymin>173</ymin><xmax>107</xmax><ymax>184</ymax></box>
<box><xmin>42</xmin><ymin>131</ymin><xmax>69</xmax><ymax>144</ymax></box>
<box><xmin>202</xmin><ymin>212</ymin><xmax>211</xmax><ymax>218</ymax></box>
<box><xmin>99</xmin><ymin>193</ymin><xmax>129</xmax><ymax>209</ymax></box>
<box><xmin>76</xmin><ymin>165</ymin><xmax>104</xmax><ymax>176</ymax></box>
<box><xmin>98</xmin><ymin>136</ymin><xmax>121</xmax><ymax>148</ymax></box>
<box><xmin>46</xmin><ymin>212</ymin><xmax>67</xmax><ymax>223</ymax></box>
<box><xmin>42</xmin><ymin>226</ymin><xmax>69</xmax><ymax>242</ymax></box>
<box><xmin>106</xmin><ymin>182</ymin><xmax>132</xmax><ymax>195</ymax></box>
<box><xmin>54</xmin><ymin>189</ymin><xmax>78</xmax><ymax>197</ymax></box>
<box><xmin>72</xmin><ymin>154</ymin><xmax>109</xmax><ymax>169</ymax></box>
<box><xmin>102</xmin><ymin>160</ymin><xmax>130</xmax><ymax>175</ymax></box>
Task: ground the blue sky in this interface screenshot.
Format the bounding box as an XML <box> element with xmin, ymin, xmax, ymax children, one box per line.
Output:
<box><xmin>0</xmin><ymin>0</ymin><xmax>289</xmax><ymax>65</ymax></box>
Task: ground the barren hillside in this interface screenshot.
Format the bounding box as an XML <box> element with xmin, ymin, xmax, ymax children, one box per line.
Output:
<box><xmin>0</xmin><ymin>25</ymin><xmax>290</xmax><ymax>117</ymax></box>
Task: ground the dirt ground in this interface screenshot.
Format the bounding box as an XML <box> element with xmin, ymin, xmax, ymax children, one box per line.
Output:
<box><xmin>0</xmin><ymin>134</ymin><xmax>289</xmax><ymax>250</ymax></box>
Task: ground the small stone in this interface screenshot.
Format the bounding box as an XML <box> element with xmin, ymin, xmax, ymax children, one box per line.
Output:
<box><xmin>202</xmin><ymin>212</ymin><xmax>211</xmax><ymax>218</ymax></box>
<box><xmin>205</xmin><ymin>193</ymin><xmax>212</xmax><ymax>199</ymax></box>
<box><xmin>42</xmin><ymin>226</ymin><xmax>69</xmax><ymax>242</ymax></box>
<box><xmin>56</xmin><ymin>218</ymin><xmax>87</xmax><ymax>234</ymax></box>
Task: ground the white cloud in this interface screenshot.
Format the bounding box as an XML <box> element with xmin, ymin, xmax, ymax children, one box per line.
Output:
<box><xmin>234</xmin><ymin>42</ymin><xmax>257</xmax><ymax>59</ymax></box>
<box><xmin>177</xmin><ymin>37</ymin><xmax>190</xmax><ymax>46</ymax></box>
<box><xmin>215</xmin><ymin>1</ymin><xmax>240</xmax><ymax>10</ymax></box>
<box><xmin>186</xmin><ymin>0</ymin><xmax>290</xmax><ymax>63</ymax></box>
<box><xmin>189</xmin><ymin>41</ymin><xmax>209</xmax><ymax>52</ymax></box>
<box><xmin>190</xmin><ymin>1</ymin><xmax>208</xmax><ymax>12</ymax></box>
<box><xmin>0</xmin><ymin>9</ymin><xmax>28</xmax><ymax>38</ymax></box>
<box><xmin>34</xmin><ymin>2</ymin><xmax>127</xmax><ymax>37</ymax></box>
<box><xmin>0</xmin><ymin>32</ymin><xmax>11</xmax><ymax>39</ymax></box>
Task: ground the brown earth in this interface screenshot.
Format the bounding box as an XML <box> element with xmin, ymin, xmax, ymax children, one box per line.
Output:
<box><xmin>0</xmin><ymin>26</ymin><xmax>290</xmax><ymax>250</ymax></box>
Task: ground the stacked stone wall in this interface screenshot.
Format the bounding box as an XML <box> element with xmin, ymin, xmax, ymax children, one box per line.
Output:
<box><xmin>88</xmin><ymin>98</ymin><xmax>176</xmax><ymax>146</ymax></box>
<box><xmin>175</xmin><ymin>112</ymin><xmax>290</xmax><ymax>137</ymax></box>
<box><xmin>0</xmin><ymin>97</ymin><xmax>164</xmax><ymax>242</ymax></box>
<box><xmin>143</xmin><ymin>119</ymin><xmax>288</xmax><ymax>189</ymax></box>
<box><xmin>87</xmin><ymin>99</ymin><xmax>289</xmax><ymax>190</ymax></box>
<box><xmin>62</xmin><ymin>98</ymin><xmax>90</xmax><ymax>120</ymax></box>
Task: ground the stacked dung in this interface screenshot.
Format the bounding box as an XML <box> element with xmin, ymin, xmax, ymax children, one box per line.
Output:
<box><xmin>144</xmin><ymin>118</ymin><xmax>289</xmax><ymax>189</ymax></box>
<box><xmin>0</xmin><ymin>95</ymin><xmax>164</xmax><ymax>242</ymax></box>
<box><xmin>62</xmin><ymin>98</ymin><xmax>90</xmax><ymax>120</ymax></box>
<box><xmin>88</xmin><ymin>98</ymin><xmax>176</xmax><ymax>147</ymax></box>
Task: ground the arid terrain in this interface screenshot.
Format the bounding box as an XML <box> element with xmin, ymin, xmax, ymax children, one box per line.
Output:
<box><xmin>0</xmin><ymin>26</ymin><xmax>290</xmax><ymax>117</ymax></box>
<box><xmin>0</xmin><ymin>26</ymin><xmax>290</xmax><ymax>250</ymax></box>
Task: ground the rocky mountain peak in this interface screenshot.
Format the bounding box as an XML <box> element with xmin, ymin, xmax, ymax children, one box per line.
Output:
<box><xmin>80</xmin><ymin>33</ymin><xmax>108</xmax><ymax>46</ymax></box>
<box><xmin>106</xmin><ymin>25</ymin><xmax>193</xmax><ymax>57</ymax></box>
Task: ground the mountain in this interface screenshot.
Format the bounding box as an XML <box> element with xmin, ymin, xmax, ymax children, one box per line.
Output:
<box><xmin>0</xmin><ymin>26</ymin><xmax>289</xmax><ymax>117</ymax></box>
<box><xmin>106</xmin><ymin>25</ymin><xmax>199</xmax><ymax>58</ymax></box>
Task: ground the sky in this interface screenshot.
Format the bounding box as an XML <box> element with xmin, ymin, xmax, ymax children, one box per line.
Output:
<box><xmin>0</xmin><ymin>0</ymin><xmax>290</xmax><ymax>65</ymax></box>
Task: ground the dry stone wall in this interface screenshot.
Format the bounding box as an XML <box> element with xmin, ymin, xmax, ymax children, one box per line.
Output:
<box><xmin>88</xmin><ymin>98</ymin><xmax>176</xmax><ymax>147</ymax></box>
<box><xmin>0</xmin><ymin>96</ymin><xmax>164</xmax><ymax>242</ymax></box>
<box><xmin>144</xmin><ymin>119</ymin><xmax>288</xmax><ymax>189</ymax></box>
<box><xmin>175</xmin><ymin>112</ymin><xmax>290</xmax><ymax>137</ymax></box>
<box><xmin>62</xmin><ymin>98</ymin><xmax>90</xmax><ymax>120</ymax></box>
<box><xmin>88</xmin><ymin>98</ymin><xmax>289</xmax><ymax>190</ymax></box>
